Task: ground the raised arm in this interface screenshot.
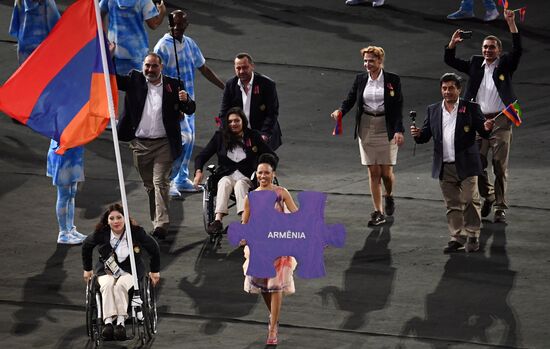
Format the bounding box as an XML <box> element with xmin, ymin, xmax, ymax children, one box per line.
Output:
<box><xmin>444</xmin><ymin>30</ymin><xmax>471</xmax><ymax>74</ymax></box>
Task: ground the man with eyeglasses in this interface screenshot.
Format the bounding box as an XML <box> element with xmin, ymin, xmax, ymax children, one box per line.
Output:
<box><xmin>444</xmin><ymin>9</ymin><xmax>521</xmax><ymax>224</ymax></box>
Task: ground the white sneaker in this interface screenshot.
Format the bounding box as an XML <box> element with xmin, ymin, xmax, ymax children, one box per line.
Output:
<box><xmin>483</xmin><ymin>9</ymin><xmax>499</xmax><ymax>22</ymax></box>
<box><xmin>169</xmin><ymin>181</ymin><xmax>182</xmax><ymax>198</ymax></box>
<box><xmin>69</xmin><ymin>228</ymin><xmax>87</xmax><ymax>242</ymax></box>
<box><xmin>345</xmin><ymin>0</ymin><xmax>368</xmax><ymax>5</ymax></box>
<box><xmin>57</xmin><ymin>231</ymin><xmax>84</xmax><ymax>245</ymax></box>
<box><xmin>177</xmin><ymin>179</ymin><xmax>202</xmax><ymax>193</ymax></box>
<box><xmin>372</xmin><ymin>0</ymin><xmax>385</xmax><ymax>7</ymax></box>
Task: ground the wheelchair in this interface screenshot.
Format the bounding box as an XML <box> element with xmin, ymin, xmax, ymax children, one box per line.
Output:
<box><xmin>85</xmin><ymin>274</ymin><xmax>158</xmax><ymax>348</ymax></box>
<box><xmin>201</xmin><ymin>164</ymin><xmax>278</xmax><ymax>245</ymax></box>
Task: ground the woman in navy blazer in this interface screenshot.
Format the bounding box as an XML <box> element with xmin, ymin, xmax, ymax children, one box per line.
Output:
<box><xmin>332</xmin><ymin>46</ymin><xmax>404</xmax><ymax>226</ymax></box>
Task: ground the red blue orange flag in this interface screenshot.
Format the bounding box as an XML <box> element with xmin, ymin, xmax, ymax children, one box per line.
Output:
<box><xmin>501</xmin><ymin>101</ymin><xmax>522</xmax><ymax>127</ymax></box>
<box><xmin>0</xmin><ymin>0</ymin><xmax>118</xmax><ymax>154</ymax></box>
<box><xmin>518</xmin><ymin>6</ymin><xmax>527</xmax><ymax>22</ymax></box>
<box><xmin>498</xmin><ymin>0</ymin><xmax>509</xmax><ymax>9</ymax></box>
<box><xmin>332</xmin><ymin>110</ymin><xmax>343</xmax><ymax>136</ymax></box>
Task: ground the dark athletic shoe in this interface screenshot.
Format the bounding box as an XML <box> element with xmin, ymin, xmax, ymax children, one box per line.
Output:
<box><xmin>444</xmin><ymin>240</ymin><xmax>465</xmax><ymax>254</ymax></box>
<box><xmin>102</xmin><ymin>323</ymin><xmax>114</xmax><ymax>340</ymax></box>
<box><xmin>114</xmin><ymin>324</ymin><xmax>126</xmax><ymax>341</ymax></box>
<box><xmin>494</xmin><ymin>210</ymin><xmax>506</xmax><ymax>223</ymax></box>
<box><xmin>368</xmin><ymin>211</ymin><xmax>386</xmax><ymax>226</ymax></box>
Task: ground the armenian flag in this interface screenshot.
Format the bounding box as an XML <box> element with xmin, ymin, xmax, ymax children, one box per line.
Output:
<box><xmin>332</xmin><ymin>110</ymin><xmax>343</xmax><ymax>136</ymax></box>
<box><xmin>502</xmin><ymin>101</ymin><xmax>522</xmax><ymax>127</ymax></box>
<box><xmin>0</xmin><ymin>0</ymin><xmax>117</xmax><ymax>154</ymax></box>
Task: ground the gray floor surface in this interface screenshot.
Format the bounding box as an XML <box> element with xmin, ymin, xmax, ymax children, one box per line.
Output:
<box><xmin>1</xmin><ymin>0</ymin><xmax>549</xmax><ymax>348</ymax></box>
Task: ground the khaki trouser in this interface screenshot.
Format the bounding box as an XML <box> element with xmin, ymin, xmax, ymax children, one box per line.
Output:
<box><xmin>98</xmin><ymin>274</ymin><xmax>134</xmax><ymax>321</ymax></box>
<box><xmin>215</xmin><ymin>176</ymin><xmax>253</xmax><ymax>215</ymax></box>
<box><xmin>439</xmin><ymin>163</ymin><xmax>481</xmax><ymax>240</ymax></box>
<box><xmin>477</xmin><ymin>116</ymin><xmax>512</xmax><ymax>210</ymax></box>
<box><xmin>130</xmin><ymin>138</ymin><xmax>173</xmax><ymax>230</ymax></box>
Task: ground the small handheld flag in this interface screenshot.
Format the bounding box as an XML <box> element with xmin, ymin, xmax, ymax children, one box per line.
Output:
<box><xmin>513</xmin><ymin>7</ymin><xmax>527</xmax><ymax>22</ymax></box>
<box><xmin>332</xmin><ymin>110</ymin><xmax>343</xmax><ymax>136</ymax></box>
<box><xmin>498</xmin><ymin>0</ymin><xmax>509</xmax><ymax>9</ymax></box>
<box><xmin>501</xmin><ymin>101</ymin><xmax>522</xmax><ymax>127</ymax></box>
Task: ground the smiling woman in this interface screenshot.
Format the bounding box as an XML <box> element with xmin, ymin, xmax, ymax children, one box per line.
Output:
<box><xmin>193</xmin><ymin>107</ymin><xmax>278</xmax><ymax>235</ymax></box>
<box><xmin>82</xmin><ymin>203</ymin><xmax>160</xmax><ymax>341</ymax></box>
<box><xmin>240</xmin><ymin>153</ymin><xmax>299</xmax><ymax>345</ymax></box>
<box><xmin>331</xmin><ymin>45</ymin><xmax>405</xmax><ymax>226</ymax></box>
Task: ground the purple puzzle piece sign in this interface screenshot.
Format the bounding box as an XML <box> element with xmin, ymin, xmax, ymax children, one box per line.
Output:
<box><xmin>228</xmin><ymin>190</ymin><xmax>346</xmax><ymax>279</ymax></box>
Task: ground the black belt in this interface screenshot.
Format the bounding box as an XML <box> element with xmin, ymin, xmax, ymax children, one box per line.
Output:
<box><xmin>136</xmin><ymin>137</ymin><xmax>167</xmax><ymax>141</ymax></box>
<box><xmin>443</xmin><ymin>162</ymin><xmax>455</xmax><ymax>165</ymax></box>
<box><xmin>484</xmin><ymin>113</ymin><xmax>498</xmax><ymax>119</ymax></box>
<box><xmin>364</xmin><ymin>111</ymin><xmax>385</xmax><ymax>117</ymax></box>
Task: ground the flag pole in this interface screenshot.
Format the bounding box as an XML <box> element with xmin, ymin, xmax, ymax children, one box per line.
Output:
<box><xmin>92</xmin><ymin>0</ymin><xmax>141</xmax><ymax>295</ymax></box>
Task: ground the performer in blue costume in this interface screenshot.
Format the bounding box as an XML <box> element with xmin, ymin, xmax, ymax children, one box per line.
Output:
<box><xmin>47</xmin><ymin>140</ymin><xmax>87</xmax><ymax>244</ymax></box>
<box><xmin>9</xmin><ymin>0</ymin><xmax>61</xmax><ymax>65</ymax></box>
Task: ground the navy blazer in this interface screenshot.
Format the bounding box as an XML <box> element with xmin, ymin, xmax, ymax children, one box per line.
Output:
<box><xmin>116</xmin><ymin>70</ymin><xmax>196</xmax><ymax>160</ymax></box>
<box><xmin>194</xmin><ymin>128</ymin><xmax>277</xmax><ymax>179</ymax></box>
<box><xmin>82</xmin><ymin>225</ymin><xmax>160</xmax><ymax>278</ymax></box>
<box><xmin>339</xmin><ymin>71</ymin><xmax>404</xmax><ymax>140</ymax></box>
<box><xmin>414</xmin><ymin>99</ymin><xmax>491</xmax><ymax>180</ymax></box>
<box><xmin>444</xmin><ymin>33</ymin><xmax>522</xmax><ymax>126</ymax></box>
<box><xmin>219</xmin><ymin>73</ymin><xmax>282</xmax><ymax>150</ymax></box>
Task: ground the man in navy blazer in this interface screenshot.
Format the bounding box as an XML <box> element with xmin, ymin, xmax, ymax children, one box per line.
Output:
<box><xmin>411</xmin><ymin>73</ymin><xmax>494</xmax><ymax>254</ymax></box>
<box><xmin>218</xmin><ymin>53</ymin><xmax>282</xmax><ymax>150</ymax></box>
<box><xmin>444</xmin><ymin>9</ymin><xmax>521</xmax><ymax>223</ymax></box>
<box><xmin>117</xmin><ymin>53</ymin><xmax>196</xmax><ymax>239</ymax></box>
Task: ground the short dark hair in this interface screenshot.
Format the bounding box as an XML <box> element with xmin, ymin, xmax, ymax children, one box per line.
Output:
<box><xmin>235</xmin><ymin>52</ymin><xmax>254</xmax><ymax>64</ymax></box>
<box><xmin>483</xmin><ymin>35</ymin><xmax>502</xmax><ymax>50</ymax></box>
<box><xmin>440</xmin><ymin>72</ymin><xmax>462</xmax><ymax>89</ymax></box>
<box><xmin>258</xmin><ymin>153</ymin><xmax>278</xmax><ymax>171</ymax></box>
<box><xmin>145</xmin><ymin>52</ymin><xmax>162</xmax><ymax>65</ymax></box>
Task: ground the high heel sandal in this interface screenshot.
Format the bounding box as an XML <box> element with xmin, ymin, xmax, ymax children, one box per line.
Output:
<box><xmin>266</xmin><ymin>318</ymin><xmax>278</xmax><ymax>345</ymax></box>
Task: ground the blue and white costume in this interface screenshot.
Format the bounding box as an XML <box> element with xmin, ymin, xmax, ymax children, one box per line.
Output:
<box><xmin>99</xmin><ymin>0</ymin><xmax>159</xmax><ymax>74</ymax></box>
<box><xmin>154</xmin><ymin>33</ymin><xmax>206</xmax><ymax>191</ymax></box>
<box><xmin>47</xmin><ymin>140</ymin><xmax>86</xmax><ymax>244</ymax></box>
<box><xmin>9</xmin><ymin>0</ymin><xmax>61</xmax><ymax>65</ymax></box>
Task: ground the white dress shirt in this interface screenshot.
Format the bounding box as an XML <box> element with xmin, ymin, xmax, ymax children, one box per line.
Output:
<box><xmin>237</xmin><ymin>72</ymin><xmax>254</xmax><ymax>122</ymax></box>
<box><xmin>110</xmin><ymin>230</ymin><xmax>130</xmax><ymax>275</ymax></box>
<box><xmin>476</xmin><ymin>59</ymin><xmax>506</xmax><ymax>114</ymax></box>
<box><xmin>135</xmin><ymin>79</ymin><xmax>167</xmax><ymax>138</ymax></box>
<box><xmin>227</xmin><ymin>144</ymin><xmax>248</xmax><ymax>180</ymax></box>
<box><xmin>441</xmin><ymin>100</ymin><xmax>459</xmax><ymax>163</ymax></box>
<box><xmin>362</xmin><ymin>70</ymin><xmax>385</xmax><ymax>113</ymax></box>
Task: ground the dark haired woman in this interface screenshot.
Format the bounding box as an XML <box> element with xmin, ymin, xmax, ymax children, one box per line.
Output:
<box><xmin>240</xmin><ymin>153</ymin><xmax>298</xmax><ymax>345</ymax></box>
<box><xmin>193</xmin><ymin>107</ymin><xmax>277</xmax><ymax>234</ymax></box>
<box><xmin>82</xmin><ymin>204</ymin><xmax>160</xmax><ymax>341</ymax></box>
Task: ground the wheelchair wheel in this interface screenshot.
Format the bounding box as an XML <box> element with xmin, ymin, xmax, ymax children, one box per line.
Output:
<box><xmin>143</xmin><ymin>276</ymin><xmax>158</xmax><ymax>338</ymax></box>
<box><xmin>202</xmin><ymin>186</ymin><xmax>216</xmax><ymax>233</ymax></box>
<box><xmin>85</xmin><ymin>277</ymin><xmax>103</xmax><ymax>348</ymax></box>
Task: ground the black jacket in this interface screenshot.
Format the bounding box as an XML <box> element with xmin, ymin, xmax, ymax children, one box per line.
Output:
<box><xmin>116</xmin><ymin>70</ymin><xmax>196</xmax><ymax>159</ymax></box>
<box><xmin>82</xmin><ymin>225</ymin><xmax>160</xmax><ymax>278</ymax></box>
<box><xmin>339</xmin><ymin>71</ymin><xmax>404</xmax><ymax>140</ymax></box>
<box><xmin>194</xmin><ymin>128</ymin><xmax>277</xmax><ymax>179</ymax></box>
<box><xmin>219</xmin><ymin>73</ymin><xmax>282</xmax><ymax>150</ymax></box>
<box><xmin>444</xmin><ymin>33</ymin><xmax>522</xmax><ymax>126</ymax></box>
<box><xmin>414</xmin><ymin>99</ymin><xmax>491</xmax><ymax>180</ymax></box>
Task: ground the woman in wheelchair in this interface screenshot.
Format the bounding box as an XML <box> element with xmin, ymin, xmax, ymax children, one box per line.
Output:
<box><xmin>193</xmin><ymin>107</ymin><xmax>277</xmax><ymax>234</ymax></box>
<box><xmin>82</xmin><ymin>204</ymin><xmax>160</xmax><ymax>341</ymax></box>
<box><xmin>239</xmin><ymin>153</ymin><xmax>298</xmax><ymax>346</ymax></box>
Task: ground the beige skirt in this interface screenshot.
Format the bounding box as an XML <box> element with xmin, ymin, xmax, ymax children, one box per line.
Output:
<box><xmin>358</xmin><ymin>113</ymin><xmax>398</xmax><ymax>165</ymax></box>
